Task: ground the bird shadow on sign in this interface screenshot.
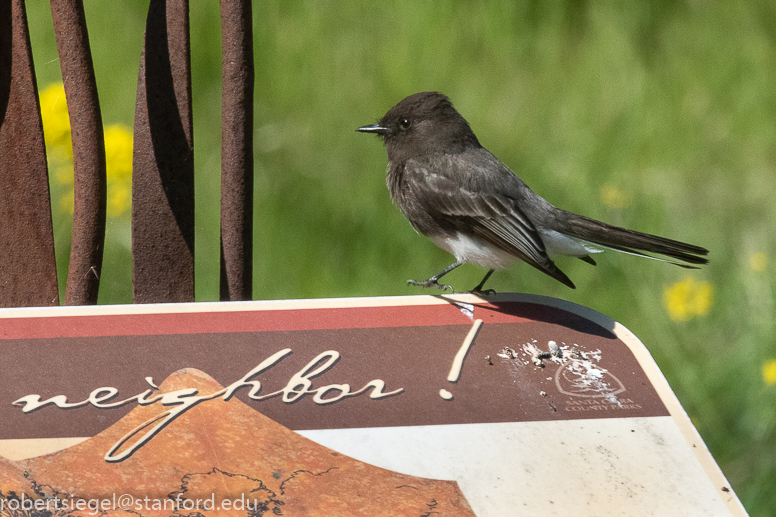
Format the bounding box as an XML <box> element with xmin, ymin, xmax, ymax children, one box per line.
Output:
<box><xmin>437</xmin><ymin>293</ymin><xmax>618</xmax><ymax>340</ymax></box>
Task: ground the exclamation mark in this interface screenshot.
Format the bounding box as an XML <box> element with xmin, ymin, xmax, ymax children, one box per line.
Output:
<box><xmin>440</xmin><ymin>319</ymin><xmax>483</xmax><ymax>400</ymax></box>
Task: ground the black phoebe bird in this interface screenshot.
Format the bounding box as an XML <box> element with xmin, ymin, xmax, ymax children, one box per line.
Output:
<box><xmin>358</xmin><ymin>92</ymin><xmax>708</xmax><ymax>292</ymax></box>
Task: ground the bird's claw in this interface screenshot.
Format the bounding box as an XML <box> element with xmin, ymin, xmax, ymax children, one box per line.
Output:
<box><xmin>407</xmin><ymin>278</ymin><xmax>453</xmax><ymax>292</ymax></box>
<box><xmin>470</xmin><ymin>287</ymin><xmax>496</xmax><ymax>296</ymax></box>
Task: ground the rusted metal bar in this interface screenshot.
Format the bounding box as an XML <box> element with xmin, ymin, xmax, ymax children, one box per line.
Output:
<box><xmin>132</xmin><ymin>0</ymin><xmax>195</xmax><ymax>303</ymax></box>
<box><xmin>0</xmin><ymin>0</ymin><xmax>60</xmax><ymax>307</ymax></box>
<box><xmin>219</xmin><ymin>0</ymin><xmax>254</xmax><ymax>301</ymax></box>
<box><xmin>50</xmin><ymin>0</ymin><xmax>107</xmax><ymax>305</ymax></box>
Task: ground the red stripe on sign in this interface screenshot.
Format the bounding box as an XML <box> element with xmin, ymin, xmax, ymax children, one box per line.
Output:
<box><xmin>0</xmin><ymin>302</ymin><xmax>536</xmax><ymax>339</ymax></box>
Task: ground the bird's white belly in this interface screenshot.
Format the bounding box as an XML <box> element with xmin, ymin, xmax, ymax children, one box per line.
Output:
<box><xmin>430</xmin><ymin>229</ymin><xmax>603</xmax><ymax>268</ymax></box>
<box><xmin>431</xmin><ymin>232</ymin><xmax>516</xmax><ymax>269</ymax></box>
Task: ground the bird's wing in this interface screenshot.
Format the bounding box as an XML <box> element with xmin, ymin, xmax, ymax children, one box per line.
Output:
<box><xmin>405</xmin><ymin>155</ymin><xmax>575</xmax><ymax>288</ymax></box>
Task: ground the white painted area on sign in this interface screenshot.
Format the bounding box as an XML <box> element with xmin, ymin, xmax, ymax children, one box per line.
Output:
<box><xmin>300</xmin><ymin>417</ymin><xmax>730</xmax><ymax>517</ymax></box>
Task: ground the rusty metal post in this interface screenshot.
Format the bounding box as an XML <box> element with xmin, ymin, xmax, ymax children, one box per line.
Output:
<box><xmin>219</xmin><ymin>0</ymin><xmax>254</xmax><ymax>301</ymax></box>
<box><xmin>0</xmin><ymin>0</ymin><xmax>60</xmax><ymax>307</ymax></box>
<box><xmin>132</xmin><ymin>0</ymin><xmax>195</xmax><ymax>303</ymax></box>
<box><xmin>50</xmin><ymin>0</ymin><xmax>107</xmax><ymax>305</ymax></box>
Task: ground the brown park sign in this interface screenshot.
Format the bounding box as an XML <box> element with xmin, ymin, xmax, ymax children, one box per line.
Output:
<box><xmin>0</xmin><ymin>293</ymin><xmax>746</xmax><ymax>516</ymax></box>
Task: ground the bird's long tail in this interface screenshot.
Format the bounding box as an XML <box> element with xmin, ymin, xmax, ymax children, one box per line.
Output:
<box><xmin>556</xmin><ymin>211</ymin><xmax>709</xmax><ymax>268</ymax></box>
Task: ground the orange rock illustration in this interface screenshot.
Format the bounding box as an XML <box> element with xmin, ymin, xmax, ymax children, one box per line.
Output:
<box><xmin>0</xmin><ymin>368</ymin><xmax>475</xmax><ymax>516</ymax></box>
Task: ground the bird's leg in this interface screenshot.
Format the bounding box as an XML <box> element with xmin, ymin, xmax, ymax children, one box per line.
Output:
<box><xmin>407</xmin><ymin>261</ymin><xmax>463</xmax><ymax>292</ymax></box>
<box><xmin>471</xmin><ymin>269</ymin><xmax>496</xmax><ymax>294</ymax></box>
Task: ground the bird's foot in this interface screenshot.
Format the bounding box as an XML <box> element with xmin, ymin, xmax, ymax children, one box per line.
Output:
<box><xmin>407</xmin><ymin>278</ymin><xmax>453</xmax><ymax>292</ymax></box>
<box><xmin>470</xmin><ymin>269</ymin><xmax>496</xmax><ymax>295</ymax></box>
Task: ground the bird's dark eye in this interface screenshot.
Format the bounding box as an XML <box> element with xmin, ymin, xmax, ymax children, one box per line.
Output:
<box><xmin>399</xmin><ymin>118</ymin><xmax>411</xmax><ymax>130</ymax></box>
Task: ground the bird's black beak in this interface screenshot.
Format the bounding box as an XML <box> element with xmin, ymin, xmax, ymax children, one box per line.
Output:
<box><xmin>357</xmin><ymin>123</ymin><xmax>390</xmax><ymax>136</ymax></box>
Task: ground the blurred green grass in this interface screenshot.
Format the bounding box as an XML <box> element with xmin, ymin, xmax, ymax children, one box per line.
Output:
<box><xmin>25</xmin><ymin>1</ymin><xmax>776</xmax><ymax>513</ymax></box>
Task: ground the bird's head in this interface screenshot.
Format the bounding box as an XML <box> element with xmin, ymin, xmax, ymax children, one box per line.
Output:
<box><xmin>358</xmin><ymin>92</ymin><xmax>480</xmax><ymax>161</ymax></box>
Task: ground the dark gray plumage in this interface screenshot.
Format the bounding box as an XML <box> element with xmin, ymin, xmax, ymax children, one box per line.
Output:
<box><xmin>358</xmin><ymin>92</ymin><xmax>708</xmax><ymax>292</ymax></box>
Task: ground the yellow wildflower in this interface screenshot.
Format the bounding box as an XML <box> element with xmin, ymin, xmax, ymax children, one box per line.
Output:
<box><xmin>104</xmin><ymin>124</ymin><xmax>133</xmax><ymax>217</ymax></box>
<box><xmin>663</xmin><ymin>277</ymin><xmax>714</xmax><ymax>322</ymax></box>
<box><xmin>39</xmin><ymin>83</ymin><xmax>72</xmax><ymax>160</ymax></box>
<box><xmin>39</xmin><ymin>82</ymin><xmax>132</xmax><ymax>218</ymax></box>
<box><xmin>763</xmin><ymin>360</ymin><xmax>776</xmax><ymax>386</ymax></box>
<box><xmin>600</xmin><ymin>184</ymin><xmax>629</xmax><ymax>209</ymax></box>
<box><xmin>749</xmin><ymin>252</ymin><xmax>767</xmax><ymax>272</ymax></box>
